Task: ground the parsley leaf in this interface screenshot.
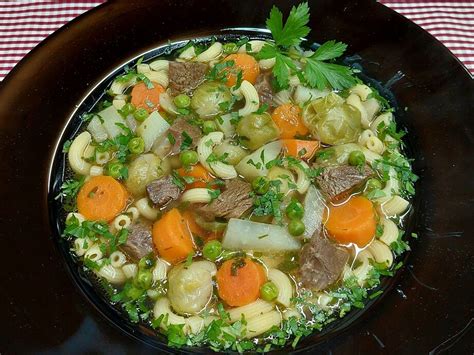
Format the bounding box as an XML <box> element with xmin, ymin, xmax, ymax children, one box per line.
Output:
<box><xmin>266</xmin><ymin>3</ymin><xmax>310</xmax><ymax>47</ymax></box>
<box><xmin>304</xmin><ymin>57</ymin><xmax>356</xmax><ymax>90</ymax></box>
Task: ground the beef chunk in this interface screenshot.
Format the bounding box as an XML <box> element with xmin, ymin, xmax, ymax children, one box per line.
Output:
<box><xmin>198</xmin><ymin>179</ymin><xmax>253</xmax><ymax>221</ymax></box>
<box><xmin>299</xmin><ymin>234</ymin><xmax>349</xmax><ymax>291</ymax></box>
<box><xmin>121</xmin><ymin>223</ymin><xmax>154</xmax><ymax>260</ymax></box>
<box><xmin>254</xmin><ymin>73</ymin><xmax>276</xmax><ymax>108</ymax></box>
<box><xmin>316</xmin><ymin>164</ymin><xmax>373</xmax><ymax>201</ymax></box>
<box><xmin>168</xmin><ymin>118</ymin><xmax>202</xmax><ymax>155</ymax></box>
<box><xmin>146</xmin><ymin>175</ymin><xmax>181</xmax><ymax>207</ymax></box>
<box><xmin>169</xmin><ymin>61</ymin><xmax>208</xmax><ymax>95</ymax></box>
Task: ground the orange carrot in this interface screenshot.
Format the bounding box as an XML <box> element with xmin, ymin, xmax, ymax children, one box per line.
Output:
<box><xmin>271</xmin><ymin>104</ymin><xmax>308</xmax><ymax>139</ymax></box>
<box><xmin>182</xmin><ymin>210</ymin><xmax>208</xmax><ymax>238</ymax></box>
<box><xmin>216</xmin><ymin>258</ymin><xmax>267</xmax><ymax>307</ymax></box>
<box><xmin>152</xmin><ymin>208</ymin><xmax>195</xmax><ymax>264</ymax></box>
<box><xmin>324</xmin><ymin>196</ymin><xmax>376</xmax><ymax>248</ymax></box>
<box><xmin>130</xmin><ymin>81</ymin><xmax>165</xmax><ymax>113</ymax></box>
<box><xmin>223</xmin><ymin>53</ymin><xmax>260</xmax><ymax>87</ymax></box>
<box><xmin>77</xmin><ymin>175</ymin><xmax>128</xmax><ymax>221</ymax></box>
<box><xmin>281</xmin><ymin>139</ymin><xmax>320</xmax><ymax>161</ymax></box>
<box><xmin>177</xmin><ymin>164</ymin><xmax>214</xmax><ymax>190</ymax></box>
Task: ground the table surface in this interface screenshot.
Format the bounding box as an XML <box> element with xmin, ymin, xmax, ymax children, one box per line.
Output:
<box><xmin>0</xmin><ymin>0</ymin><xmax>472</xmax><ymax>81</ymax></box>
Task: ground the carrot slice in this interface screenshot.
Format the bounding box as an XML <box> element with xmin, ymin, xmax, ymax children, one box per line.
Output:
<box><xmin>223</xmin><ymin>53</ymin><xmax>260</xmax><ymax>87</ymax></box>
<box><xmin>216</xmin><ymin>258</ymin><xmax>267</xmax><ymax>307</ymax></box>
<box><xmin>130</xmin><ymin>81</ymin><xmax>165</xmax><ymax>112</ymax></box>
<box><xmin>77</xmin><ymin>175</ymin><xmax>128</xmax><ymax>222</ymax></box>
<box><xmin>324</xmin><ymin>196</ymin><xmax>376</xmax><ymax>248</ymax></box>
<box><xmin>281</xmin><ymin>139</ymin><xmax>320</xmax><ymax>161</ymax></box>
<box><xmin>271</xmin><ymin>104</ymin><xmax>308</xmax><ymax>139</ymax></box>
<box><xmin>182</xmin><ymin>210</ymin><xmax>208</xmax><ymax>238</ymax></box>
<box><xmin>176</xmin><ymin>164</ymin><xmax>214</xmax><ymax>190</ymax></box>
<box><xmin>152</xmin><ymin>208</ymin><xmax>195</xmax><ymax>264</ymax></box>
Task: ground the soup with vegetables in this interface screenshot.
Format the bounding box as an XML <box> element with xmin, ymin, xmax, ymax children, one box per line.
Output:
<box><xmin>57</xmin><ymin>2</ymin><xmax>418</xmax><ymax>352</ymax></box>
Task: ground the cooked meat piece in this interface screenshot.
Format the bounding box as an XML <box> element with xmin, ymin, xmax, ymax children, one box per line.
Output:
<box><xmin>254</xmin><ymin>73</ymin><xmax>276</xmax><ymax>108</ymax></box>
<box><xmin>198</xmin><ymin>179</ymin><xmax>253</xmax><ymax>221</ymax></box>
<box><xmin>168</xmin><ymin>117</ymin><xmax>202</xmax><ymax>155</ymax></box>
<box><xmin>146</xmin><ymin>175</ymin><xmax>181</xmax><ymax>207</ymax></box>
<box><xmin>169</xmin><ymin>61</ymin><xmax>208</xmax><ymax>95</ymax></box>
<box><xmin>316</xmin><ymin>164</ymin><xmax>373</xmax><ymax>201</ymax></box>
<box><xmin>299</xmin><ymin>234</ymin><xmax>349</xmax><ymax>291</ymax></box>
<box><xmin>121</xmin><ymin>223</ymin><xmax>154</xmax><ymax>260</ymax></box>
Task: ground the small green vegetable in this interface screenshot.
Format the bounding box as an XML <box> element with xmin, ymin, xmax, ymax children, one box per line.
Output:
<box><xmin>138</xmin><ymin>255</ymin><xmax>155</xmax><ymax>270</ymax></box>
<box><xmin>288</xmin><ymin>219</ymin><xmax>305</xmax><ymax>236</ymax></box>
<box><xmin>286</xmin><ymin>199</ymin><xmax>304</xmax><ymax>219</ymax></box>
<box><xmin>128</xmin><ymin>137</ymin><xmax>145</xmax><ymax>154</ymax></box>
<box><xmin>125</xmin><ymin>286</ymin><xmax>144</xmax><ymax>300</ymax></box>
<box><xmin>179</xmin><ymin>150</ymin><xmax>199</xmax><ymax>166</ymax></box>
<box><xmin>134</xmin><ymin>108</ymin><xmax>149</xmax><ymax>122</ymax></box>
<box><xmin>119</xmin><ymin>102</ymin><xmax>136</xmax><ymax>117</ymax></box>
<box><xmin>348</xmin><ymin>150</ymin><xmax>366</xmax><ymax>166</ymax></box>
<box><xmin>366</xmin><ymin>178</ymin><xmax>382</xmax><ymax>191</ymax></box>
<box><xmin>252</xmin><ymin>176</ymin><xmax>270</xmax><ymax>195</ymax></box>
<box><xmin>173</xmin><ymin>94</ymin><xmax>191</xmax><ymax>109</ymax></box>
<box><xmin>260</xmin><ymin>281</ymin><xmax>279</xmax><ymax>301</ymax></box>
<box><xmin>202</xmin><ymin>240</ymin><xmax>223</xmax><ymax>261</ymax></box>
<box><xmin>202</xmin><ymin>120</ymin><xmax>218</xmax><ymax>134</ymax></box>
<box><xmin>135</xmin><ymin>270</ymin><xmax>153</xmax><ymax>289</ymax></box>
<box><xmin>223</xmin><ymin>42</ymin><xmax>238</xmax><ymax>54</ymax></box>
<box><xmin>106</xmin><ymin>162</ymin><xmax>125</xmax><ymax>179</ymax></box>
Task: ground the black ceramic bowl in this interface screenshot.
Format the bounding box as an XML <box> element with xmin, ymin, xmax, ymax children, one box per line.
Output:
<box><xmin>0</xmin><ymin>0</ymin><xmax>472</xmax><ymax>354</ymax></box>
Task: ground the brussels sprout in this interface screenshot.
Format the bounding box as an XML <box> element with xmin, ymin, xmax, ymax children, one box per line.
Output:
<box><xmin>191</xmin><ymin>81</ymin><xmax>232</xmax><ymax>118</ymax></box>
<box><xmin>167</xmin><ymin>261</ymin><xmax>216</xmax><ymax>315</ymax></box>
<box><xmin>125</xmin><ymin>153</ymin><xmax>170</xmax><ymax>196</ymax></box>
<box><xmin>212</xmin><ymin>140</ymin><xmax>247</xmax><ymax>165</ymax></box>
<box><xmin>303</xmin><ymin>92</ymin><xmax>361</xmax><ymax>145</ymax></box>
<box><xmin>236</xmin><ymin>113</ymin><xmax>280</xmax><ymax>150</ymax></box>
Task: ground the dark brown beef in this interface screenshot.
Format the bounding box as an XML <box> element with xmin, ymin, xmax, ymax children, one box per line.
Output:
<box><xmin>121</xmin><ymin>223</ymin><xmax>154</xmax><ymax>260</ymax></box>
<box><xmin>316</xmin><ymin>164</ymin><xmax>373</xmax><ymax>201</ymax></box>
<box><xmin>168</xmin><ymin>118</ymin><xmax>202</xmax><ymax>155</ymax></box>
<box><xmin>299</xmin><ymin>234</ymin><xmax>349</xmax><ymax>291</ymax></box>
<box><xmin>254</xmin><ymin>73</ymin><xmax>276</xmax><ymax>108</ymax></box>
<box><xmin>146</xmin><ymin>175</ymin><xmax>181</xmax><ymax>207</ymax></box>
<box><xmin>197</xmin><ymin>179</ymin><xmax>253</xmax><ymax>221</ymax></box>
<box><xmin>169</xmin><ymin>61</ymin><xmax>208</xmax><ymax>95</ymax></box>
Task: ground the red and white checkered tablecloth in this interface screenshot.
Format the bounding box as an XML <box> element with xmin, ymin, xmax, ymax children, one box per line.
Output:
<box><xmin>0</xmin><ymin>0</ymin><xmax>473</xmax><ymax>81</ymax></box>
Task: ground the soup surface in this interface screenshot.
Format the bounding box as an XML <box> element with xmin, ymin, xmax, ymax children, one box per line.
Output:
<box><xmin>57</xmin><ymin>3</ymin><xmax>417</xmax><ymax>352</ymax></box>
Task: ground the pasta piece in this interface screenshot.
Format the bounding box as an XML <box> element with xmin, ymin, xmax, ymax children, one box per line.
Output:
<box><xmin>227</xmin><ymin>299</ymin><xmax>275</xmax><ymax>323</ymax></box>
<box><xmin>195</xmin><ymin>42</ymin><xmax>223</xmax><ymax>62</ymax></box>
<box><xmin>122</xmin><ymin>263</ymin><xmax>138</xmax><ymax>279</ymax></box>
<box><xmin>346</xmin><ymin>93</ymin><xmax>370</xmax><ymax>128</ymax></box>
<box><xmin>95</xmin><ymin>151</ymin><xmax>111</xmax><ymax>165</ymax></box>
<box><xmin>87</xmin><ymin>116</ymin><xmax>108</xmax><ymax>143</ymax></box>
<box><xmin>89</xmin><ymin>165</ymin><xmax>104</xmax><ymax>177</ymax></box>
<box><xmin>153</xmin><ymin>297</ymin><xmax>186</xmax><ymax>330</ymax></box>
<box><xmin>238</xmin><ymin>40</ymin><xmax>266</xmax><ymax>54</ymax></box>
<box><xmin>349</xmin><ymin>84</ymin><xmax>372</xmax><ymax>101</ymax></box>
<box><xmin>97</xmin><ymin>265</ymin><xmax>126</xmax><ymax>284</ymax></box>
<box><xmin>179</xmin><ymin>46</ymin><xmax>196</xmax><ymax>60</ymax></box>
<box><xmin>73</xmin><ymin>238</ymin><xmax>90</xmax><ymax>257</ymax></box>
<box><xmin>135</xmin><ymin>197</ymin><xmax>159</xmax><ymax>220</ymax></box>
<box><xmin>136</xmin><ymin>63</ymin><xmax>150</xmax><ymax>74</ymax></box>
<box><xmin>186</xmin><ymin>316</ymin><xmax>205</xmax><ymax>335</ymax></box>
<box><xmin>181</xmin><ymin>188</ymin><xmax>213</xmax><ymax>204</ymax></box>
<box><xmin>371</xmin><ymin>112</ymin><xmax>393</xmax><ymax>133</ymax></box>
<box><xmin>244</xmin><ymin>310</ymin><xmax>282</xmax><ymax>338</ymax></box>
<box><xmin>380</xmin><ymin>195</ymin><xmax>410</xmax><ymax>217</ymax></box>
<box><xmin>149</xmin><ymin>59</ymin><xmax>169</xmax><ymax>72</ymax></box>
<box><xmin>367</xmin><ymin>239</ymin><xmax>394</xmax><ymax>267</ymax></box>
<box><xmin>316</xmin><ymin>293</ymin><xmax>334</xmax><ymax>310</ymax></box>
<box><xmin>293</xmin><ymin>85</ymin><xmax>329</xmax><ymax>105</ymax></box>
<box><xmin>283</xmin><ymin>308</ymin><xmax>301</xmax><ymax>320</ymax></box>
<box><xmin>197</xmin><ymin>132</ymin><xmax>237</xmax><ymax>179</ymax></box>
<box><xmin>144</xmin><ymin>70</ymin><xmax>169</xmax><ymax>88</ymax></box>
<box><xmin>110</xmin><ymin>75</ymin><xmax>137</xmax><ymax>95</ymax></box>
<box><xmin>363</xmin><ymin>97</ymin><xmax>381</xmax><ymax>121</ymax></box>
<box><xmin>378</xmin><ymin>168</ymin><xmax>400</xmax><ymax>202</ymax></box>
<box><xmin>267</xmin><ymin>269</ymin><xmax>293</xmax><ymax>307</ymax></box>
<box><xmin>68</xmin><ymin>131</ymin><xmax>92</xmax><ymax>175</ymax></box>
<box><xmin>365</xmin><ymin>136</ymin><xmax>385</xmax><ymax>155</ymax></box>
<box><xmin>287</xmin><ymin>160</ymin><xmax>310</xmax><ymax>194</ymax></box>
<box><xmin>126</xmin><ymin>206</ymin><xmax>140</xmax><ymax>222</ymax></box>
<box><xmin>112</xmin><ymin>97</ymin><xmax>126</xmax><ymax>110</ymax></box>
<box><xmin>152</xmin><ymin>257</ymin><xmax>170</xmax><ymax>282</ymax></box>
<box><xmin>238</xmin><ymin>80</ymin><xmax>259</xmax><ymax>117</ymax></box>
<box><xmin>66</xmin><ymin>212</ymin><xmax>85</xmax><ymax>224</ymax></box>
<box><xmin>84</xmin><ymin>244</ymin><xmax>103</xmax><ymax>262</ymax></box>
<box><xmin>113</xmin><ymin>214</ymin><xmax>131</xmax><ymax>230</ymax></box>
<box><xmin>352</xmin><ymin>249</ymin><xmax>373</xmax><ymax>286</ymax></box>
<box><xmin>358</xmin><ymin>129</ymin><xmax>376</xmax><ymax>146</ymax></box>
<box><xmin>289</xmin><ymin>75</ymin><xmax>300</xmax><ymax>87</ymax></box>
<box><xmin>379</xmin><ymin>218</ymin><xmax>399</xmax><ymax>246</ymax></box>
<box><xmin>216</xmin><ymin>113</ymin><xmax>235</xmax><ymax>138</ymax></box>
<box><xmin>259</xmin><ymin>58</ymin><xmax>275</xmax><ymax>70</ymax></box>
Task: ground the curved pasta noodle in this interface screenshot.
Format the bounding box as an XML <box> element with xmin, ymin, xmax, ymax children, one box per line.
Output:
<box><xmin>367</xmin><ymin>239</ymin><xmax>394</xmax><ymax>267</ymax></box>
<box><xmin>358</xmin><ymin>129</ymin><xmax>375</xmax><ymax>146</ymax></box>
<box><xmin>135</xmin><ymin>197</ymin><xmax>159</xmax><ymax>220</ymax></box>
<box><xmin>380</xmin><ymin>195</ymin><xmax>410</xmax><ymax>217</ymax></box>
<box><xmin>363</xmin><ymin>97</ymin><xmax>381</xmax><ymax>121</ymax></box>
<box><xmin>73</xmin><ymin>238</ymin><xmax>90</xmax><ymax>257</ymax></box>
<box><xmin>179</xmin><ymin>46</ymin><xmax>196</xmax><ymax>60</ymax></box>
<box><xmin>84</xmin><ymin>244</ymin><xmax>103</xmax><ymax>262</ymax></box>
<box><xmin>149</xmin><ymin>59</ymin><xmax>169</xmax><ymax>72</ymax></box>
<box><xmin>244</xmin><ymin>310</ymin><xmax>281</xmax><ymax>338</ymax></box>
<box><xmin>110</xmin><ymin>75</ymin><xmax>137</xmax><ymax>95</ymax></box>
<box><xmin>126</xmin><ymin>206</ymin><xmax>140</xmax><ymax>222</ymax></box>
<box><xmin>144</xmin><ymin>71</ymin><xmax>169</xmax><ymax>88</ymax></box>
<box><xmin>371</xmin><ymin>112</ymin><xmax>393</xmax><ymax>133</ymax></box>
<box><xmin>379</xmin><ymin>218</ymin><xmax>399</xmax><ymax>246</ymax></box>
<box><xmin>97</xmin><ymin>264</ymin><xmax>126</xmax><ymax>284</ymax></box>
<box><xmin>283</xmin><ymin>308</ymin><xmax>301</xmax><ymax>320</ymax></box>
<box><xmin>378</xmin><ymin>168</ymin><xmax>400</xmax><ymax>202</ymax></box>
<box><xmin>238</xmin><ymin>80</ymin><xmax>259</xmax><ymax>117</ymax></box>
<box><xmin>259</xmin><ymin>58</ymin><xmax>275</xmax><ymax>70</ymax></box>
<box><xmin>122</xmin><ymin>263</ymin><xmax>138</xmax><ymax>279</ymax></box>
<box><xmin>216</xmin><ymin>113</ymin><xmax>235</xmax><ymax>138</ymax></box>
<box><xmin>227</xmin><ymin>299</ymin><xmax>274</xmax><ymax>323</ymax></box>
<box><xmin>365</xmin><ymin>136</ymin><xmax>385</xmax><ymax>155</ymax></box>
<box><xmin>113</xmin><ymin>214</ymin><xmax>131</xmax><ymax>230</ymax></box>
<box><xmin>186</xmin><ymin>316</ymin><xmax>205</xmax><ymax>334</ymax></box>
<box><xmin>238</xmin><ymin>40</ymin><xmax>266</xmax><ymax>54</ymax></box>
<box><xmin>349</xmin><ymin>84</ymin><xmax>372</xmax><ymax>101</ymax></box>
<box><xmin>152</xmin><ymin>257</ymin><xmax>170</xmax><ymax>282</ymax></box>
<box><xmin>289</xmin><ymin>75</ymin><xmax>300</xmax><ymax>87</ymax></box>
<box><xmin>68</xmin><ymin>131</ymin><xmax>93</xmax><ymax>175</ymax></box>
<box><xmin>352</xmin><ymin>249</ymin><xmax>373</xmax><ymax>286</ymax></box>
<box><xmin>110</xmin><ymin>251</ymin><xmax>127</xmax><ymax>268</ymax></box>
<box><xmin>153</xmin><ymin>297</ymin><xmax>186</xmax><ymax>330</ymax></box>
<box><xmin>87</xmin><ymin>116</ymin><xmax>108</xmax><ymax>143</ymax></box>
<box><xmin>181</xmin><ymin>188</ymin><xmax>213</xmax><ymax>204</ymax></box>
<box><xmin>89</xmin><ymin>165</ymin><xmax>104</xmax><ymax>176</ymax></box>
<box><xmin>197</xmin><ymin>132</ymin><xmax>237</xmax><ymax>179</ymax></box>
<box><xmin>287</xmin><ymin>160</ymin><xmax>310</xmax><ymax>194</ymax></box>
<box><xmin>293</xmin><ymin>85</ymin><xmax>329</xmax><ymax>105</ymax></box>
<box><xmin>195</xmin><ymin>42</ymin><xmax>223</xmax><ymax>62</ymax></box>
<box><xmin>267</xmin><ymin>269</ymin><xmax>293</xmax><ymax>307</ymax></box>
<box><xmin>136</xmin><ymin>63</ymin><xmax>150</xmax><ymax>74</ymax></box>
<box><xmin>346</xmin><ymin>94</ymin><xmax>370</xmax><ymax>128</ymax></box>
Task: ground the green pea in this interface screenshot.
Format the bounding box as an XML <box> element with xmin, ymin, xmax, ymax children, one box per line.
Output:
<box><xmin>138</xmin><ymin>255</ymin><xmax>155</xmax><ymax>270</ymax></box>
<box><xmin>288</xmin><ymin>219</ymin><xmax>305</xmax><ymax>236</ymax></box>
<box><xmin>202</xmin><ymin>240</ymin><xmax>222</xmax><ymax>261</ymax></box>
<box><xmin>260</xmin><ymin>281</ymin><xmax>279</xmax><ymax>301</ymax></box>
<box><xmin>366</xmin><ymin>178</ymin><xmax>382</xmax><ymax>191</ymax></box>
<box><xmin>128</xmin><ymin>137</ymin><xmax>145</xmax><ymax>154</ymax></box>
<box><xmin>106</xmin><ymin>162</ymin><xmax>125</xmax><ymax>179</ymax></box>
<box><xmin>252</xmin><ymin>176</ymin><xmax>270</xmax><ymax>195</ymax></box>
<box><xmin>202</xmin><ymin>120</ymin><xmax>218</xmax><ymax>134</ymax></box>
<box><xmin>348</xmin><ymin>150</ymin><xmax>366</xmax><ymax>166</ymax></box>
<box><xmin>179</xmin><ymin>150</ymin><xmax>199</xmax><ymax>166</ymax></box>
<box><xmin>119</xmin><ymin>102</ymin><xmax>135</xmax><ymax>117</ymax></box>
<box><xmin>135</xmin><ymin>270</ymin><xmax>153</xmax><ymax>289</ymax></box>
<box><xmin>223</xmin><ymin>42</ymin><xmax>238</xmax><ymax>54</ymax></box>
<box><xmin>126</xmin><ymin>286</ymin><xmax>144</xmax><ymax>300</ymax></box>
<box><xmin>173</xmin><ymin>94</ymin><xmax>191</xmax><ymax>109</ymax></box>
<box><xmin>133</xmin><ymin>108</ymin><xmax>149</xmax><ymax>122</ymax></box>
<box><xmin>286</xmin><ymin>200</ymin><xmax>304</xmax><ymax>220</ymax></box>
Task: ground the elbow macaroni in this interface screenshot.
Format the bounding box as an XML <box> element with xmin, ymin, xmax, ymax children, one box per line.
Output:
<box><xmin>197</xmin><ymin>132</ymin><xmax>237</xmax><ymax>179</ymax></box>
<box><xmin>267</xmin><ymin>269</ymin><xmax>293</xmax><ymax>307</ymax></box>
<box><xmin>135</xmin><ymin>197</ymin><xmax>159</xmax><ymax>220</ymax></box>
<box><xmin>68</xmin><ymin>131</ymin><xmax>93</xmax><ymax>175</ymax></box>
<box><xmin>195</xmin><ymin>42</ymin><xmax>223</xmax><ymax>62</ymax></box>
<box><xmin>238</xmin><ymin>80</ymin><xmax>260</xmax><ymax>117</ymax></box>
<box><xmin>181</xmin><ymin>188</ymin><xmax>214</xmax><ymax>204</ymax></box>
